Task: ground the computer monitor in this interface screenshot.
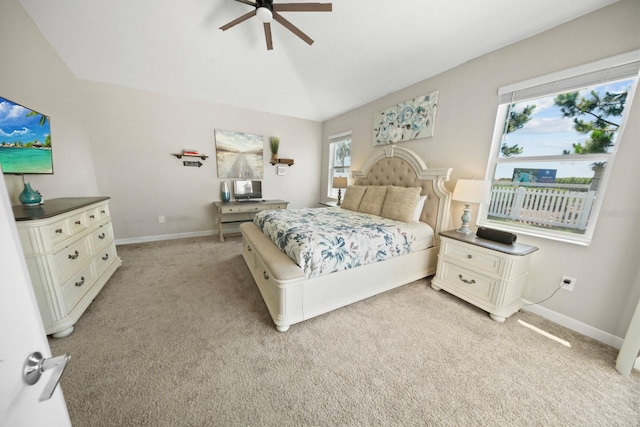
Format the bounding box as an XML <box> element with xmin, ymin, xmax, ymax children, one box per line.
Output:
<box><xmin>233</xmin><ymin>180</ymin><xmax>262</xmax><ymax>201</ymax></box>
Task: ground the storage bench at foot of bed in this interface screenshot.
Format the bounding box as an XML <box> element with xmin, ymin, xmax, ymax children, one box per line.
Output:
<box><xmin>240</xmin><ymin>222</ymin><xmax>438</xmax><ymax>332</ymax></box>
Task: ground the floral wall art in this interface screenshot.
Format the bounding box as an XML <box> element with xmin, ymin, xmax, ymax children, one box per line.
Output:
<box><xmin>372</xmin><ymin>91</ymin><xmax>438</xmax><ymax>146</ymax></box>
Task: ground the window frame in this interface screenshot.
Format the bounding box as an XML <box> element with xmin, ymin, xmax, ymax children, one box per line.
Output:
<box><xmin>479</xmin><ymin>50</ymin><xmax>640</xmax><ymax>246</ymax></box>
<box><xmin>327</xmin><ymin>131</ymin><xmax>352</xmax><ymax>200</ymax></box>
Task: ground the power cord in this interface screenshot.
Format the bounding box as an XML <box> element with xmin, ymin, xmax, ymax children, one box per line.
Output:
<box><xmin>522</xmin><ymin>284</ymin><xmax>564</xmax><ymax>306</ymax></box>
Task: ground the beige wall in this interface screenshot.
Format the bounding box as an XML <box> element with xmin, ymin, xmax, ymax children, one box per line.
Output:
<box><xmin>82</xmin><ymin>82</ymin><xmax>322</xmax><ymax>240</ymax></box>
<box><xmin>1</xmin><ymin>0</ymin><xmax>322</xmax><ymax>242</ymax></box>
<box><xmin>0</xmin><ymin>0</ymin><xmax>99</xmax><ymax>201</ymax></box>
<box><xmin>323</xmin><ymin>0</ymin><xmax>640</xmax><ymax>341</ymax></box>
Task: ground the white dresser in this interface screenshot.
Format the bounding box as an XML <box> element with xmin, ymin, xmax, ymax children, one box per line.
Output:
<box><xmin>13</xmin><ymin>197</ymin><xmax>122</xmax><ymax>337</ymax></box>
<box><xmin>431</xmin><ymin>230</ymin><xmax>538</xmax><ymax>322</ymax></box>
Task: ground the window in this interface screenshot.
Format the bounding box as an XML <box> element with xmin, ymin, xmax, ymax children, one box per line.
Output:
<box><xmin>328</xmin><ymin>132</ymin><xmax>351</xmax><ymax>199</ymax></box>
<box><xmin>480</xmin><ymin>51</ymin><xmax>639</xmax><ymax>245</ymax></box>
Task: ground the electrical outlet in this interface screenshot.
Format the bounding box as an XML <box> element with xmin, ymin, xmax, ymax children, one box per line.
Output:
<box><xmin>159</xmin><ymin>215</ymin><xmax>165</xmax><ymax>223</ymax></box>
<box><xmin>560</xmin><ymin>275</ymin><xmax>576</xmax><ymax>291</ymax></box>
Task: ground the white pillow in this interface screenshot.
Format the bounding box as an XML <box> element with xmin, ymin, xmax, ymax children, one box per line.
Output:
<box><xmin>412</xmin><ymin>195</ymin><xmax>428</xmax><ymax>222</ymax></box>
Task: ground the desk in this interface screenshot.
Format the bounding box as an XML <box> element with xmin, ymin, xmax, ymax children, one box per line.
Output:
<box><xmin>215</xmin><ymin>200</ymin><xmax>288</xmax><ymax>242</ymax></box>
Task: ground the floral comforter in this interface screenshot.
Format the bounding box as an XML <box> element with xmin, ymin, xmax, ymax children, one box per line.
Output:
<box><xmin>253</xmin><ymin>207</ymin><xmax>434</xmax><ymax>279</ymax></box>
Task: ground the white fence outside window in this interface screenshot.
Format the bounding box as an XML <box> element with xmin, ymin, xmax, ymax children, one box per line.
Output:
<box><xmin>487</xmin><ymin>183</ymin><xmax>597</xmax><ymax>230</ymax></box>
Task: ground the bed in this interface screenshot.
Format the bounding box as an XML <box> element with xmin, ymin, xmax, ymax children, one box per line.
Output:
<box><xmin>240</xmin><ymin>146</ymin><xmax>452</xmax><ymax>331</ymax></box>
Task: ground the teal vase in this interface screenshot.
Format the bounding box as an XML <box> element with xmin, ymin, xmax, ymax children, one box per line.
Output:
<box><xmin>19</xmin><ymin>182</ymin><xmax>42</xmax><ymax>206</ymax></box>
<box><xmin>221</xmin><ymin>182</ymin><xmax>231</xmax><ymax>203</ymax></box>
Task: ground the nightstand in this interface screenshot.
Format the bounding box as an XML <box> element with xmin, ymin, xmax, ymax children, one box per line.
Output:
<box><xmin>431</xmin><ymin>230</ymin><xmax>538</xmax><ymax>322</ymax></box>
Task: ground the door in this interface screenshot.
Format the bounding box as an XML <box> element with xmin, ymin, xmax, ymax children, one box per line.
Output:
<box><xmin>0</xmin><ymin>175</ymin><xmax>71</xmax><ymax>427</ymax></box>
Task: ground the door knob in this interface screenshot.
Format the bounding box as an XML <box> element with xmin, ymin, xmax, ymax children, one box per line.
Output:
<box><xmin>23</xmin><ymin>351</ymin><xmax>70</xmax><ymax>402</ymax></box>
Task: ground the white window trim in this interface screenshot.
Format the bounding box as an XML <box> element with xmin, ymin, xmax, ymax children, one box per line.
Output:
<box><xmin>327</xmin><ymin>131</ymin><xmax>352</xmax><ymax>200</ymax></box>
<box><xmin>479</xmin><ymin>50</ymin><xmax>640</xmax><ymax>246</ymax></box>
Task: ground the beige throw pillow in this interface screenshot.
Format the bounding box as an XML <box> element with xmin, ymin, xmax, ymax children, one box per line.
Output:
<box><xmin>340</xmin><ymin>186</ymin><xmax>367</xmax><ymax>211</ymax></box>
<box><xmin>358</xmin><ymin>186</ymin><xmax>389</xmax><ymax>216</ymax></box>
<box><xmin>381</xmin><ymin>186</ymin><xmax>422</xmax><ymax>222</ymax></box>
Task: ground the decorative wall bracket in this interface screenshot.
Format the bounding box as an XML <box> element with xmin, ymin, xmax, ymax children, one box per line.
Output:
<box><xmin>172</xmin><ymin>153</ymin><xmax>209</xmax><ymax>160</ymax></box>
<box><xmin>270</xmin><ymin>158</ymin><xmax>295</xmax><ymax>166</ymax></box>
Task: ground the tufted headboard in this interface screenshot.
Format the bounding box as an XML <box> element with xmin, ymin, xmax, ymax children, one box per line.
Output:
<box><xmin>351</xmin><ymin>146</ymin><xmax>452</xmax><ymax>242</ymax></box>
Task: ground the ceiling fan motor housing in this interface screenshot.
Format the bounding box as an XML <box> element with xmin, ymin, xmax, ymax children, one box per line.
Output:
<box><xmin>256</xmin><ymin>0</ymin><xmax>274</xmax><ymax>12</ymax></box>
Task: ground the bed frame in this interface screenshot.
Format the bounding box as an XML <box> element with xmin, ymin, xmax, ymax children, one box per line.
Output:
<box><xmin>240</xmin><ymin>146</ymin><xmax>452</xmax><ymax>331</ymax></box>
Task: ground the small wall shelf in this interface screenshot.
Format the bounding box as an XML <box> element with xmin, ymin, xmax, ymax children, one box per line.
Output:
<box><xmin>172</xmin><ymin>153</ymin><xmax>209</xmax><ymax>160</ymax></box>
<box><xmin>270</xmin><ymin>158</ymin><xmax>294</xmax><ymax>166</ymax></box>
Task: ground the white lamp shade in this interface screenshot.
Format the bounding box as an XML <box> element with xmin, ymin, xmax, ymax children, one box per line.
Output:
<box><xmin>256</xmin><ymin>7</ymin><xmax>273</xmax><ymax>23</ymax></box>
<box><xmin>452</xmin><ymin>179</ymin><xmax>491</xmax><ymax>204</ymax></box>
<box><xmin>332</xmin><ymin>177</ymin><xmax>348</xmax><ymax>189</ymax></box>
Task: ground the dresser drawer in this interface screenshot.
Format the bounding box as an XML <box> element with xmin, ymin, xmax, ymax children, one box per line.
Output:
<box><xmin>441</xmin><ymin>238</ymin><xmax>502</xmax><ymax>275</ymax></box>
<box><xmin>87</xmin><ymin>204</ymin><xmax>111</xmax><ymax>224</ymax></box>
<box><xmin>47</xmin><ymin>218</ymin><xmax>72</xmax><ymax>247</ymax></box>
<box><xmin>91</xmin><ymin>222</ymin><xmax>114</xmax><ymax>251</ymax></box>
<box><xmin>94</xmin><ymin>242</ymin><xmax>117</xmax><ymax>278</ymax></box>
<box><xmin>61</xmin><ymin>262</ymin><xmax>97</xmax><ymax>313</ymax></box>
<box><xmin>53</xmin><ymin>235</ymin><xmax>93</xmax><ymax>282</ymax></box>
<box><xmin>437</xmin><ymin>261</ymin><xmax>496</xmax><ymax>303</ymax></box>
<box><xmin>69</xmin><ymin>212</ymin><xmax>88</xmax><ymax>235</ymax></box>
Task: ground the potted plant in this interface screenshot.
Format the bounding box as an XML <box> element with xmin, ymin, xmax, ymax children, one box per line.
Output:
<box><xmin>270</xmin><ymin>136</ymin><xmax>280</xmax><ymax>163</ymax></box>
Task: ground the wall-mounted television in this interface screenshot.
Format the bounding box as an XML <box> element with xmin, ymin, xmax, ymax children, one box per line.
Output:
<box><xmin>0</xmin><ymin>96</ymin><xmax>53</xmax><ymax>174</ymax></box>
<box><xmin>233</xmin><ymin>180</ymin><xmax>263</xmax><ymax>201</ymax></box>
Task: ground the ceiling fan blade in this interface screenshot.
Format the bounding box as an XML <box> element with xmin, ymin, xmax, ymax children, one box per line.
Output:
<box><xmin>273</xmin><ymin>3</ymin><xmax>332</xmax><ymax>12</ymax></box>
<box><xmin>233</xmin><ymin>0</ymin><xmax>257</xmax><ymax>6</ymax></box>
<box><xmin>272</xmin><ymin>12</ymin><xmax>314</xmax><ymax>45</ymax></box>
<box><xmin>219</xmin><ymin>10</ymin><xmax>257</xmax><ymax>31</ymax></box>
<box><xmin>264</xmin><ymin>22</ymin><xmax>273</xmax><ymax>50</ymax></box>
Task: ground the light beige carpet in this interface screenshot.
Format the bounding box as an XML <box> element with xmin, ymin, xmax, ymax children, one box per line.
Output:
<box><xmin>49</xmin><ymin>236</ymin><xmax>640</xmax><ymax>426</ymax></box>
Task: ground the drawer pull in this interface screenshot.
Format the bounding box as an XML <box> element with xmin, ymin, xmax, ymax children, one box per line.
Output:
<box><xmin>263</xmin><ymin>271</ymin><xmax>269</xmax><ymax>280</ymax></box>
<box><xmin>248</xmin><ymin>246</ymin><xmax>252</xmax><ymax>252</ymax></box>
<box><xmin>75</xmin><ymin>276</ymin><xmax>85</xmax><ymax>287</ymax></box>
<box><xmin>98</xmin><ymin>232</ymin><xmax>106</xmax><ymax>240</ymax></box>
<box><xmin>467</xmin><ymin>254</ymin><xmax>473</xmax><ymax>259</ymax></box>
<box><xmin>75</xmin><ymin>220</ymin><xmax>82</xmax><ymax>225</ymax></box>
<box><xmin>68</xmin><ymin>251</ymin><xmax>79</xmax><ymax>260</ymax></box>
<box><xmin>55</xmin><ymin>228</ymin><xmax>63</xmax><ymax>234</ymax></box>
<box><xmin>102</xmin><ymin>254</ymin><xmax>109</xmax><ymax>261</ymax></box>
<box><xmin>458</xmin><ymin>274</ymin><xmax>476</xmax><ymax>285</ymax></box>
<box><xmin>101</xmin><ymin>210</ymin><xmax>106</xmax><ymax>214</ymax></box>
<box><xmin>90</xmin><ymin>214</ymin><xmax>96</xmax><ymax>219</ymax></box>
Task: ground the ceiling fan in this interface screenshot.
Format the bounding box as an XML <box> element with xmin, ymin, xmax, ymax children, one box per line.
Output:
<box><xmin>219</xmin><ymin>0</ymin><xmax>332</xmax><ymax>50</ymax></box>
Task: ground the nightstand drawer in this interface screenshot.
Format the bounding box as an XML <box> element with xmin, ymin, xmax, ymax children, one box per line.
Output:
<box><xmin>437</xmin><ymin>261</ymin><xmax>496</xmax><ymax>302</ymax></box>
<box><xmin>441</xmin><ymin>238</ymin><xmax>502</xmax><ymax>275</ymax></box>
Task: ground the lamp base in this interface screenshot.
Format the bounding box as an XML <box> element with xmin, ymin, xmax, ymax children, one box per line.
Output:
<box><xmin>456</xmin><ymin>203</ymin><xmax>473</xmax><ymax>234</ymax></box>
<box><xmin>337</xmin><ymin>189</ymin><xmax>342</xmax><ymax>206</ymax></box>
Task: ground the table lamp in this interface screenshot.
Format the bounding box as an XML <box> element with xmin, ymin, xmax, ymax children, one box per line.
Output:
<box><xmin>452</xmin><ymin>179</ymin><xmax>491</xmax><ymax>234</ymax></box>
<box><xmin>332</xmin><ymin>177</ymin><xmax>348</xmax><ymax>206</ymax></box>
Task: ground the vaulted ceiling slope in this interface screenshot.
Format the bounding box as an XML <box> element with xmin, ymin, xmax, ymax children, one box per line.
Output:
<box><xmin>19</xmin><ymin>0</ymin><xmax>618</xmax><ymax>122</ymax></box>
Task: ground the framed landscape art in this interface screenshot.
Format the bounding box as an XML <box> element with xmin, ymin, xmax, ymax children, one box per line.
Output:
<box><xmin>215</xmin><ymin>129</ymin><xmax>264</xmax><ymax>179</ymax></box>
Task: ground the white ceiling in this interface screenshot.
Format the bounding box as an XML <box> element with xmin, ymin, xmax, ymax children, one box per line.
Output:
<box><xmin>19</xmin><ymin>0</ymin><xmax>618</xmax><ymax>122</ymax></box>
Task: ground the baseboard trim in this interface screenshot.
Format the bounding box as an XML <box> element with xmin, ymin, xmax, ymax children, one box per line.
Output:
<box><xmin>522</xmin><ymin>300</ymin><xmax>624</xmax><ymax>349</ymax></box>
<box><xmin>115</xmin><ymin>230</ymin><xmax>216</xmax><ymax>245</ymax></box>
